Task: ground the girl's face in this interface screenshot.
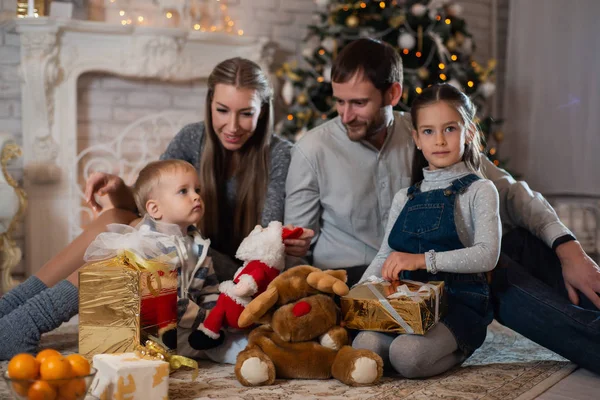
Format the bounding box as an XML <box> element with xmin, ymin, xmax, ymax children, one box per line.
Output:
<box><xmin>211</xmin><ymin>83</ymin><xmax>263</xmax><ymax>152</ymax></box>
<box><xmin>411</xmin><ymin>101</ymin><xmax>472</xmax><ymax>171</ymax></box>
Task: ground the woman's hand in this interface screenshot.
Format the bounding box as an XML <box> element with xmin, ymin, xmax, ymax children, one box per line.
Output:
<box><xmin>283</xmin><ymin>225</ymin><xmax>315</xmax><ymax>257</ymax></box>
<box><xmin>84</xmin><ymin>172</ymin><xmax>128</xmax><ymax>213</ymax></box>
<box><xmin>381</xmin><ymin>252</ymin><xmax>426</xmax><ymax>281</ymax></box>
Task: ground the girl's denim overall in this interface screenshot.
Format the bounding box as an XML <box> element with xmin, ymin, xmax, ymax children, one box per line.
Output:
<box><xmin>388</xmin><ymin>174</ymin><xmax>494</xmax><ymax>355</ymax></box>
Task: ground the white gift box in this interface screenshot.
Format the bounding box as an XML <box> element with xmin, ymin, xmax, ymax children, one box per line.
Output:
<box><xmin>90</xmin><ymin>353</ymin><xmax>170</xmax><ymax>400</ymax></box>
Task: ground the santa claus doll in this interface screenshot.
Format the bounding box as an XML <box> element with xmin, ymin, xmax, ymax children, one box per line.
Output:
<box><xmin>188</xmin><ymin>221</ymin><xmax>303</xmax><ymax>350</ymax></box>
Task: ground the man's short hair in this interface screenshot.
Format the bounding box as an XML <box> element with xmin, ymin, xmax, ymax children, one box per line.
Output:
<box><xmin>331</xmin><ymin>38</ymin><xmax>403</xmax><ymax>93</ymax></box>
<box><xmin>133</xmin><ymin>159</ymin><xmax>197</xmax><ymax>215</ymax></box>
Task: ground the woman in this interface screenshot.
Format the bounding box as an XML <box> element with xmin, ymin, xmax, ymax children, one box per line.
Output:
<box><xmin>0</xmin><ymin>58</ymin><xmax>313</xmax><ymax>360</ymax></box>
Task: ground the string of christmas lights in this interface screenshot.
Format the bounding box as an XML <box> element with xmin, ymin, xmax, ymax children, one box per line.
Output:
<box><xmin>105</xmin><ymin>0</ymin><xmax>242</xmax><ymax>34</ymax></box>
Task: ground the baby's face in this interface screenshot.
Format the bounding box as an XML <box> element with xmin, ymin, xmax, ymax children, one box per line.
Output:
<box><xmin>152</xmin><ymin>168</ymin><xmax>204</xmax><ymax>229</ymax></box>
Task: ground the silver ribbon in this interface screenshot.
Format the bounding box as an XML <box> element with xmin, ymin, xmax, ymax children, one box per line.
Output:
<box><xmin>387</xmin><ymin>279</ymin><xmax>440</xmax><ymax>323</ymax></box>
<box><xmin>366</xmin><ymin>284</ymin><xmax>415</xmax><ymax>334</ymax></box>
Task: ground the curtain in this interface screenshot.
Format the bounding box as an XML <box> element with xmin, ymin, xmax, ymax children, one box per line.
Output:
<box><xmin>503</xmin><ymin>0</ymin><xmax>600</xmax><ymax>195</ymax></box>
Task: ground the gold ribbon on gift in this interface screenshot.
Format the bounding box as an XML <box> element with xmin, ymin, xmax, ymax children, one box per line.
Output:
<box><xmin>135</xmin><ymin>339</ymin><xmax>199</xmax><ymax>381</ymax></box>
<box><xmin>117</xmin><ymin>249</ymin><xmax>173</xmax><ymax>296</ymax></box>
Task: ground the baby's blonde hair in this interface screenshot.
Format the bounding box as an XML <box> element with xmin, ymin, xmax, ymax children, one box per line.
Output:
<box><xmin>133</xmin><ymin>159</ymin><xmax>197</xmax><ymax>216</ymax></box>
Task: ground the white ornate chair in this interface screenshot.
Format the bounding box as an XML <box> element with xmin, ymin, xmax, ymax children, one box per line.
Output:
<box><xmin>0</xmin><ymin>133</ymin><xmax>27</xmax><ymax>294</ymax></box>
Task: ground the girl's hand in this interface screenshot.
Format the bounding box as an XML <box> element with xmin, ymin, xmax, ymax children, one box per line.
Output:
<box><xmin>84</xmin><ymin>172</ymin><xmax>127</xmax><ymax>212</ymax></box>
<box><xmin>283</xmin><ymin>226</ymin><xmax>315</xmax><ymax>257</ymax></box>
<box><xmin>381</xmin><ymin>252</ymin><xmax>426</xmax><ymax>281</ymax></box>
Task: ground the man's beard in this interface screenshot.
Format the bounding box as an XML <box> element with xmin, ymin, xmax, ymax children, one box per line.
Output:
<box><xmin>344</xmin><ymin>117</ymin><xmax>386</xmax><ymax>142</ymax></box>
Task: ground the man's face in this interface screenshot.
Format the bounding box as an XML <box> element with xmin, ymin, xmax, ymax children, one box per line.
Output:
<box><xmin>332</xmin><ymin>73</ymin><xmax>391</xmax><ymax>143</ymax></box>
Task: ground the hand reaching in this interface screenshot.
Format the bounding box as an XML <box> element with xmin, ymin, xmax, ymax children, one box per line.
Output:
<box><xmin>381</xmin><ymin>252</ymin><xmax>426</xmax><ymax>281</ymax></box>
<box><xmin>84</xmin><ymin>172</ymin><xmax>129</xmax><ymax>213</ymax></box>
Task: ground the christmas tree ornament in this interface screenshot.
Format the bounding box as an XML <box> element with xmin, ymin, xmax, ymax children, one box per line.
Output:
<box><xmin>345</xmin><ymin>14</ymin><xmax>359</xmax><ymax>28</ymax></box>
<box><xmin>494</xmin><ymin>131</ymin><xmax>504</xmax><ymax>143</ymax></box>
<box><xmin>302</xmin><ymin>36</ymin><xmax>321</xmax><ymax>58</ymax></box>
<box><xmin>446</xmin><ymin>38</ymin><xmax>457</xmax><ymax>51</ymax></box>
<box><xmin>398</xmin><ymin>32</ymin><xmax>416</xmax><ymax>50</ymax></box>
<box><xmin>411</xmin><ymin>3</ymin><xmax>427</xmax><ymax>17</ymax></box>
<box><xmin>479</xmin><ymin>81</ymin><xmax>496</xmax><ymax>98</ymax></box>
<box><xmin>297</xmin><ymin>93</ymin><xmax>308</xmax><ymax>105</ymax></box>
<box><xmin>302</xmin><ymin>46</ymin><xmax>315</xmax><ymax>59</ymax></box>
<box><xmin>323</xmin><ymin>65</ymin><xmax>332</xmax><ymax>82</ymax></box>
<box><xmin>321</xmin><ymin>37</ymin><xmax>337</xmax><ymax>53</ymax></box>
<box><xmin>389</xmin><ymin>14</ymin><xmax>406</xmax><ymax>28</ymax></box>
<box><xmin>417</xmin><ymin>67</ymin><xmax>430</xmax><ymax>80</ymax></box>
<box><xmin>282</xmin><ymin>80</ymin><xmax>295</xmax><ymax>105</ymax></box>
<box><xmin>447</xmin><ymin>4</ymin><xmax>463</xmax><ymax>17</ymax></box>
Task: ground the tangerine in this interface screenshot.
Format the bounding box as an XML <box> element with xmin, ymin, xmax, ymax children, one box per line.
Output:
<box><xmin>35</xmin><ymin>349</ymin><xmax>62</xmax><ymax>365</ymax></box>
<box><xmin>39</xmin><ymin>356</ymin><xmax>72</xmax><ymax>381</ymax></box>
<box><xmin>64</xmin><ymin>354</ymin><xmax>90</xmax><ymax>377</ymax></box>
<box><xmin>57</xmin><ymin>378</ymin><xmax>87</xmax><ymax>400</ymax></box>
<box><xmin>7</xmin><ymin>353</ymin><xmax>39</xmax><ymax>380</ymax></box>
<box><xmin>27</xmin><ymin>380</ymin><xmax>57</xmax><ymax>400</ymax></box>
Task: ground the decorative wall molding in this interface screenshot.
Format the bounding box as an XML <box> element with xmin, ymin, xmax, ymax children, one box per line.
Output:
<box><xmin>13</xmin><ymin>17</ymin><xmax>270</xmax><ymax>275</ymax></box>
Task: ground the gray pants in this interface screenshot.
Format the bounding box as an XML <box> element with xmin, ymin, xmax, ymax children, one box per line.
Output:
<box><xmin>352</xmin><ymin>323</ymin><xmax>465</xmax><ymax>378</ymax></box>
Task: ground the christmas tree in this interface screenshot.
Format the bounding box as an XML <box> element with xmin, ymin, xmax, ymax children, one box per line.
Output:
<box><xmin>277</xmin><ymin>0</ymin><xmax>505</xmax><ymax>167</ymax></box>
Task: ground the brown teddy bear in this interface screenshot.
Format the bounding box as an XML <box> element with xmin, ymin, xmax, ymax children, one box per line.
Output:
<box><xmin>234</xmin><ymin>265</ymin><xmax>384</xmax><ymax>387</ymax></box>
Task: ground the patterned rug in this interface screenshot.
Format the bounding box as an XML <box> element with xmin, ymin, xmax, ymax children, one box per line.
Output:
<box><xmin>0</xmin><ymin>321</ymin><xmax>576</xmax><ymax>400</ymax></box>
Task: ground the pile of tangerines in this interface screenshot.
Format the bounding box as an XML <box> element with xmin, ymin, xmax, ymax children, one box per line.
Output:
<box><xmin>6</xmin><ymin>349</ymin><xmax>91</xmax><ymax>400</ymax></box>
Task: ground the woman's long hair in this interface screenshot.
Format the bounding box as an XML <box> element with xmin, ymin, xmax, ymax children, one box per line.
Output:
<box><xmin>200</xmin><ymin>57</ymin><xmax>273</xmax><ymax>255</ymax></box>
<box><xmin>409</xmin><ymin>83</ymin><xmax>483</xmax><ymax>185</ymax></box>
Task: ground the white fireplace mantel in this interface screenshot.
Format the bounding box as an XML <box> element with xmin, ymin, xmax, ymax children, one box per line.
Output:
<box><xmin>12</xmin><ymin>17</ymin><xmax>270</xmax><ymax>275</ymax></box>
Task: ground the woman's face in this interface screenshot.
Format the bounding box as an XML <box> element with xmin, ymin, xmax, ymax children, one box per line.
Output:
<box><xmin>210</xmin><ymin>83</ymin><xmax>263</xmax><ymax>152</ymax></box>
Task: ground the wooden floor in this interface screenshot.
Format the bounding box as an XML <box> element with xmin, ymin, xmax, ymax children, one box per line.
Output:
<box><xmin>537</xmin><ymin>368</ymin><xmax>600</xmax><ymax>399</ymax></box>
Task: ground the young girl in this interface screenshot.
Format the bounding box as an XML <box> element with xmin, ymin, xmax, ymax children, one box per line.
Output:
<box><xmin>354</xmin><ymin>83</ymin><xmax>501</xmax><ymax>378</ymax></box>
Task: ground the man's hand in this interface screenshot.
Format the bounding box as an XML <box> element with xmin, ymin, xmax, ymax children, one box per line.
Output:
<box><xmin>556</xmin><ymin>240</ymin><xmax>600</xmax><ymax>309</ymax></box>
<box><xmin>283</xmin><ymin>225</ymin><xmax>315</xmax><ymax>257</ymax></box>
<box><xmin>381</xmin><ymin>252</ymin><xmax>426</xmax><ymax>281</ymax></box>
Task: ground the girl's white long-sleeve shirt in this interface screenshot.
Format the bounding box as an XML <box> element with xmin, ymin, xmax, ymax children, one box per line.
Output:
<box><xmin>361</xmin><ymin>162</ymin><xmax>501</xmax><ymax>280</ymax></box>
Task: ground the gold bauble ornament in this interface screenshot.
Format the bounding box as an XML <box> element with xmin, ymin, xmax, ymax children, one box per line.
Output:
<box><xmin>346</xmin><ymin>15</ymin><xmax>360</xmax><ymax>28</ymax></box>
<box><xmin>417</xmin><ymin>67</ymin><xmax>430</xmax><ymax>80</ymax></box>
<box><xmin>446</xmin><ymin>38</ymin><xmax>457</xmax><ymax>51</ymax></box>
<box><xmin>389</xmin><ymin>14</ymin><xmax>406</xmax><ymax>28</ymax></box>
<box><xmin>494</xmin><ymin>131</ymin><xmax>505</xmax><ymax>142</ymax></box>
<box><xmin>297</xmin><ymin>93</ymin><xmax>308</xmax><ymax>105</ymax></box>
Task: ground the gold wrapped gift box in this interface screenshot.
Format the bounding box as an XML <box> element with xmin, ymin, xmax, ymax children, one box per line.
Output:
<box><xmin>79</xmin><ymin>252</ymin><xmax>177</xmax><ymax>359</ymax></box>
<box><xmin>341</xmin><ymin>280</ymin><xmax>446</xmax><ymax>335</ymax></box>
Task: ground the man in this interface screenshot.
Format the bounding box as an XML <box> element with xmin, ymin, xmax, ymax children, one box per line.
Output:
<box><xmin>284</xmin><ymin>38</ymin><xmax>600</xmax><ymax>373</ymax></box>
